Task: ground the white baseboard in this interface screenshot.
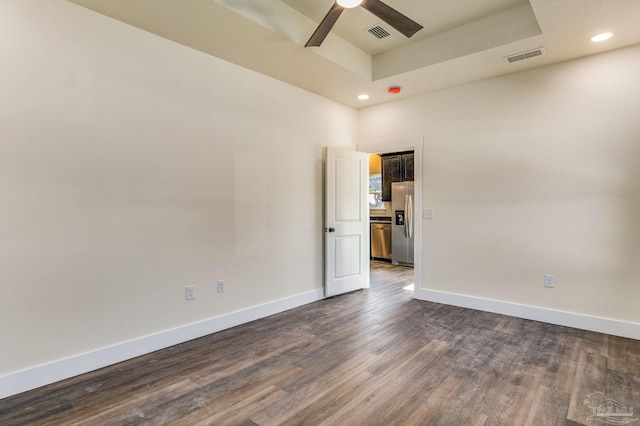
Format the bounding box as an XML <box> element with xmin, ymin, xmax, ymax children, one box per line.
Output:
<box><xmin>0</xmin><ymin>288</ymin><xmax>325</xmax><ymax>400</ymax></box>
<box><xmin>415</xmin><ymin>288</ymin><xmax>640</xmax><ymax>340</ymax></box>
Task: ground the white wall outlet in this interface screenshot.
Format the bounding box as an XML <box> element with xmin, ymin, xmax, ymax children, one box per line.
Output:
<box><xmin>217</xmin><ymin>280</ymin><xmax>225</xmax><ymax>293</ymax></box>
<box><xmin>423</xmin><ymin>209</ymin><xmax>434</xmax><ymax>219</ymax></box>
<box><xmin>186</xmin><ymin>285</ymin><xmax>195</xmax><ymax>300</ymax></box>
<box><xmin>544</xmin><ymin>275</ymin><xmax>555</xmax><ymax>288</ymax></box>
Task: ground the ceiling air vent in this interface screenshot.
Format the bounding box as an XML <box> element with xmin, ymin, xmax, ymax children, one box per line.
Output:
<box><xmin>504</xmin><ymin>47</ymin><xmax>545</xmax><ymax>63</ymax></box>
<box><xmin>366</xmin><ymin>25</ymin><xmax>391</xmax><ymax>40</ymax></box>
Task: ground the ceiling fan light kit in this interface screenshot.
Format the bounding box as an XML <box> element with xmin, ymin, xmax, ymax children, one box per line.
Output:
<box><xmin>305</xmin><ymin>0</ymin><xmax>423</xmax><ymax>47</ymax></box>
<box><xmin>336</xmin><ymin>0</ymin><xmax>363</xmax><ymax>8</ymax></box>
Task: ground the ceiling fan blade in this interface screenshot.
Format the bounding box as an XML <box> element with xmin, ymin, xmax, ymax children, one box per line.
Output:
<box><xmin>361</xmin><ymin>0</ymin><xmax>423</xmax><ymax>38</ymax></box>
<box><xmin>305</xmin><ymin>3</ymin><xmax>344</xmax><ymax>47</ymax></box>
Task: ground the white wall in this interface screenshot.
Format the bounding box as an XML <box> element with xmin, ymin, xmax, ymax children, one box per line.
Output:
<box><xmin>359</xmin><ymin>45</ymin><xmax>640</xmax><ymax>334</ymax></box>
<box><xmin>0</xmin><ymin>0</ymin><xmax>356</xmax><ymax>392</ymax></box>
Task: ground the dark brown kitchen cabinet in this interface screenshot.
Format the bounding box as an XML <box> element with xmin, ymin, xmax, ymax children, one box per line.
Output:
<box><xmin>381</xmin><ymin>151</ymin><xmax>413</xmax><ymax>201</ymax></box>
<box><xmin>402</xmin><ymin>152</ymin><xmax>414</xmax><ymax>181</ymax></box>
<box><xmin>381</xmin><ymin>155</ymin><xmax>401</xmax><ymax>201</ymax></box>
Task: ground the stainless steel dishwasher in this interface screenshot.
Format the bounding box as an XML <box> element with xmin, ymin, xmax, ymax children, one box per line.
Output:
<box><xmin>370</xmin><ymin>217</ymin><xmax>392</xmax><ymax>260</ymax></box>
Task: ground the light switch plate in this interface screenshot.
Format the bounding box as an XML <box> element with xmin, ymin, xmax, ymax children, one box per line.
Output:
<box><xmin>423</xmin><ymin>209</ymin><xmax>434</xmax><ymax>219</ymax></box>
<box><xmin>544</xmin><ymin>275</ymin><xmax>555</xmax><ymax>288</ymax></box>
<box><xmin>186</xmin><ymin>285</ymin><xmax>195</xmax><ymax>300</ymax></box>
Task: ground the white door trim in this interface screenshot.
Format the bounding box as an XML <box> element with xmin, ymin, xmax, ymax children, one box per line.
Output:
<box><xmin>358</xmin><ymin>136</ymin><xmax>423</xmax><ymax>297</ymax></box>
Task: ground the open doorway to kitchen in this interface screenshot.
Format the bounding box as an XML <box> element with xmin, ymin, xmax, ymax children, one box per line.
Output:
<box><xmin>360</xmin><ymin>137</ymin><xmax>422</xmax><ymax>297</ymax></box>
<box><xmin>369</xmin><ymin>151</ymin><xmax>414</xmax><ymax>266</ymax></box>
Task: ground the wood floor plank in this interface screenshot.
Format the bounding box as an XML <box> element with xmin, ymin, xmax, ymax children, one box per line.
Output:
<box><xmin>188</xmin><ymin>333</ymin><xmax>315</xmax><ymax>387</ymax></box>
<box><xmin>402</xmin><ymin>375</ymin><xmax>468</xmax><ymax>425</ymax></box>
<box><xmin>606</xmin><ymin>368</ymin><xmax>640</xmax><ymax>415</ymax></box>
<box><xmin>315</xmin><ymin>344</ymin><xmax>448</xmax><ymax>425</ymax></box>
<box><xmin>523</xmin><ymin>384</ymin><xmax>571</xmax><ymax>425</ymax></box>
<box><xmin>251</xmin><ymin>351</ymin><xmax>379</xmax><ymax>426</ymax></box>
<box><xmin>472</xmin><ymin>364</ymin><xmax>545</xmax><ymax>426</ymax></box>
<box><xmin>265</xmin><ymin>370</ymin><xmax>374</xmax><ymax>426</ymax></box>
<box><xmin>2</xmin><ymin>261</ymin><xmax>640</xmax><ymax>425</ymax></box>
<box><xmin>66</xmin><ymin>379</ymin><xmax>200</xmax><ymax>425</ymax></box>
<box><xmin>365</xmin><ymin>336</ymin><xmax>449</xmax><ymax>377</ymax></box>
<box><xmin>135</xmin><ymin>359</ymin><xmax>301</xmax><ymax>424</ymax></box>
<box><xmin>608</xmin><ymin>335</ymin><xmax>640</xmax><ymax>376</ymax></box>
<box><xmin>540</xmin><ymin>335</ymin><xmax>581</xmax><ymax>394</ymax></box>
<box><xmin>566</xmin><ymin>350</ymin><xmax>609</xmax><ymax>424</ymax></box>
<box><xmin>185</xmin><ymin>386</ymin><xmax>289</xmax><ymax>426</ymax></box>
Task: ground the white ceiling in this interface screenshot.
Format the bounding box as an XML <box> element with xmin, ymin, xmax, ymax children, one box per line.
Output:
<box><xmin>68</xmin><ymin>0</ymin><xmax>640</xmax><ymax>108</ymax></box>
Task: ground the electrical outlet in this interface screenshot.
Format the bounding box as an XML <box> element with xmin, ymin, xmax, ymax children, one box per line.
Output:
<box><xmin>423</xmin><ymin>209</ymin><xmax>434</xmax><ymax>219</ymax></box>
<box><xmin>217</xmin><ymin>280</ymin><xmax>225</xmax><ymax>293</ymax></box>
<box><xmin>544</xmin><ymin>275</ymin><xmax>555</xmax><ymax>288</ymax></box>
<box><xmin>186</xmin><ymin>285</ymin><xmax>196</xmax><ymax>300</ymax></box>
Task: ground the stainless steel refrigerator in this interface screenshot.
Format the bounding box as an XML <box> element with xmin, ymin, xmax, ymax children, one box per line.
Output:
<box><xmin>391</xmin><ymin>181</ymin><xmax>414</xmax><ymax>266</ymax></box>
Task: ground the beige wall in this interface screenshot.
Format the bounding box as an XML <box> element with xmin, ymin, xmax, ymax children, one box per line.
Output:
<box><xmin>359</xmin><ymin>45</ymin><xmax>640</xmax><ymax>326</ymax></box>
<box><xmin>0</xmin><ymin>0</ymin><xmax>356</xmax><ymax>377</ymax></box>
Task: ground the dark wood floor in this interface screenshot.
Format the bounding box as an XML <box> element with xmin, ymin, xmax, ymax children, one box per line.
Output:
<box><xmin>2</xmin><ymin>261</ymin><xmax>640</xmax><ymax>425</ymax></box>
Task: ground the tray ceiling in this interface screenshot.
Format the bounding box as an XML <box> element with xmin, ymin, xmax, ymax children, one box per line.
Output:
<box><xmin>68</xmin><ymin>0</ymin><xmax>640</xmax><ymax>107</ymax></box>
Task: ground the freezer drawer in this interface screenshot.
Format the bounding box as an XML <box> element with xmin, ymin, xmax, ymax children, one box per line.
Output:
<box><xmin>371</xmin><ymin>223</ymin><xmax>392</xmax><ymax>260</ymax></box>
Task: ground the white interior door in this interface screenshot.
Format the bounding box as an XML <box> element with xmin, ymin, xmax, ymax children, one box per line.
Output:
<box><xmin>324</xmin><ymin>147</ymin><xmax>369</xmax><ymax>297</ymax></box>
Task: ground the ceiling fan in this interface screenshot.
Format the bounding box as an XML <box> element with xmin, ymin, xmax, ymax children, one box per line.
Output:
<box><xmin>305</xmin><ymin>0</ymin><xmax>423</xmax><ymax>47</ymax></box>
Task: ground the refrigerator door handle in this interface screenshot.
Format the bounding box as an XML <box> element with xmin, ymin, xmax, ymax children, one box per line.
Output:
<box><xmin>404</xmin><ymin>195</ymin><xmax>408</xmax><ymax>237</ymax></box>
<box><xmin>406</xmin><ymin>194</ymin><xmax>413</xmax><ymax>239</ymax></box>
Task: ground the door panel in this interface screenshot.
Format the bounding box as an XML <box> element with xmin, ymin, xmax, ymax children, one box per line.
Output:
<box><xmin>334</xmin><ymin>235</ymin><xmax>361</xmax><ymax>278</ymax></box>
<box><xmin>325</xmin><ymin>147</ymin><xmax>369</xmax><ymax>297</ymax></box>
<box><xmin>336</xmin><ymin>157</ymin><xmax>361</xmax><ymax>221</ymax></box>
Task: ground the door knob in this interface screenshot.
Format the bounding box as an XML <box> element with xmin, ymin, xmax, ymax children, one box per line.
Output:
<box><xmin>326</xmin><ymin>227</ymin><xmax>335</xmax><ymax>233</ymax></box>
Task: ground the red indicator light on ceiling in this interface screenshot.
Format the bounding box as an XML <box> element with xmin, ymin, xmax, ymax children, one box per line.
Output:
<box><xmin>387</xmin><ymin>86</ymin><xmax>401</xmax><ymax>94</ymax></box>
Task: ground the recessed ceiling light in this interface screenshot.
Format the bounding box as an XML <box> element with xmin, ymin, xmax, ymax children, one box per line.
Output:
<box><xmin>358</xmin><ymin>94</ymin><xmax>369</xmax><ymax>100</ymax></box>
<box><xmin>591</xmin><ymin>32</ymin><xmax>613</xmax><ymax>42</ymax></box>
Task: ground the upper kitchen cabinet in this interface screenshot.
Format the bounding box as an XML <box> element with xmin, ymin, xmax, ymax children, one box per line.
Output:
<box><xmin>402</xmin><ymin>152</ymin><xmax>414</xmax><ymax>182</ymax></box>
<box><xmin>381</xmin><ymin>154</ymin><xmax>401</xmax><ymax>201</ymax></box>
<box><xmin>381</xmin><ymin>151</ymin><xmax>414</xmax><ymax>201</ymax></box>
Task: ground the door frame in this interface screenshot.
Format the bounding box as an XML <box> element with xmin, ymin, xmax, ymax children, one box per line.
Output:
<box><xmin>358</xmin><ymin>136</ymin><xmax>423</xmax><ymax>297</ymax></box>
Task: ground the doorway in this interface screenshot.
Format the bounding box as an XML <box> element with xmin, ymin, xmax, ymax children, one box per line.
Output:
<box><xmin>368</xmin><ymin>150</ymin><xmax>414</xmax><ymax>267</ymax></box>
<box><xmin>360</xmin><ymin>137</ymin><xmax>422</xmax><ymax>297</ymax></box>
